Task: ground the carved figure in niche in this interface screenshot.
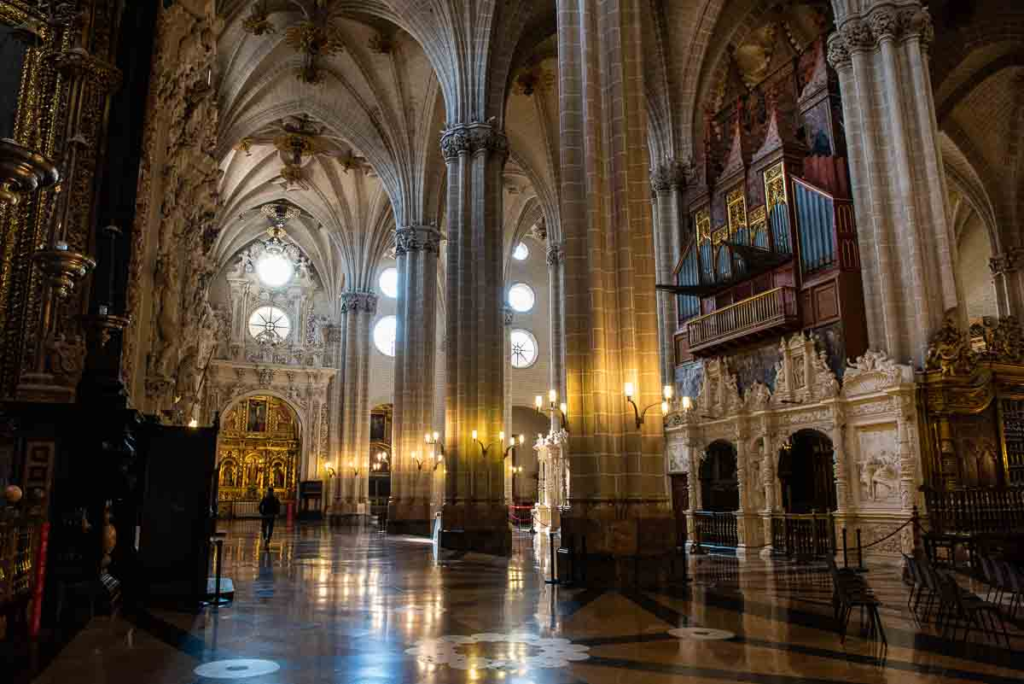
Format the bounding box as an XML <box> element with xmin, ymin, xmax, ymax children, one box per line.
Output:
<box><xmin>272</xmin><ymin>463</ymin><xmax>285</xmax><ymax>489</ymax></box>
<box><xmin>246</xmin><ymin>457</ymin><xmax>259</xmax><ymax>488</ymax></box>
<box><xmin>962</xmin><ymin>439</ymin><xmax>1000</xmax><ymax>487</ymax></box>
<box><xmin>247</xmin><ymin>399</ymin><xmax>268</xmax><ymax>432</ymax></box>
<box><xmin>174</xmin><ymin>350</ymin><xmax>199</xmax><ymax>406</ymax></box>
<box><xmin>152</xmin><ymin>253</ymin><xmax>181</xmax><ymax>376</ymax></box>
<box><xmin>221</xmin><ymin>461</ymin><xmax>236</xmax><ymax>487</ymax></box>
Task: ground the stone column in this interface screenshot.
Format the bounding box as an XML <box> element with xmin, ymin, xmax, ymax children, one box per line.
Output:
<box><xmin>650</xmin><ymin>162</ymin><xmax>685</xmax><ymax>387</ymax></box>
<box><xmin>440</xmin><ymin>122</ymin><xmax>511</xmax><ymax>554</ymax></box>
<box><xmin>504</xmin><ymin>306</ymin><xmax>514</xmax><ymax>504</ymax></box>
<box><xmin>388</xmin><ymin>225</ymin><xmax>441</xmax><ymax>536</ymax></box>
<box><xmin>827</xmin><ymin>1</ymin><xmax>953</xmax><ymax>367</ymax></box>
<box><xmin>830</xmin><ymin>416</ymin><xmax>850</xmax><ymax>514</ymax></box>
<box><xmin>546</xmin><ymin>243</ymin><xmax>566</xmax><ymax>432</ymax></box>
<box><xmin>990</xmin><ymin>251</ymin><xmax>1024</xmax><ymax>319</ymax></box>
<box><xmin>556</xmin><ymin>0</ymin><xmax>673</xmax><ymax>586</ymax></box>
<box><xmin>333</xmin><ymin>291</ymin><xmax>376</xmax><ymax>518</ymax></box>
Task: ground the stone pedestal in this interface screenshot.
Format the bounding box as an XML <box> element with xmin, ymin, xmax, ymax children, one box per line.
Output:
<box><xmin>559</xmin><ymin>502</ymin><xmax>677</xmax><ymax>588</ymax></box>
<box><xmin>439</xmin><ymin>502</ymin><xmax>511</xmax><ymax>555</ymax></box>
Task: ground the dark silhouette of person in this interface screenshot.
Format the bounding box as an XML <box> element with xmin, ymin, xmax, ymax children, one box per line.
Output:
<box><xmin>258</xmin><ymin>487</ymin><xmax>281</xmax><ymax>542</ymax></box>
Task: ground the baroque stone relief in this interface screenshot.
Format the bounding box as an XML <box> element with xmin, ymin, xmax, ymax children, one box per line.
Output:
<box><xmin>853</xmin><ymin>424</ymin><xmax>901</xmax><ymax>508</ymax></box>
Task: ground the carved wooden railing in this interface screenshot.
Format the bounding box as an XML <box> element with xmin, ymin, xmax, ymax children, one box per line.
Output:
<box><xmin>686</xmin><ymin>286</ymin><xmax>798</xmax><ymax>351</ymax></box>
<box><xmin>924</xmin><ymin>487</ymin><xmax>1024</xmax><ymax>536</ymax></box>
<box><xmin>693</xmin><ymin>511</ymin><xmax>739</xmax><ymax>548</ymax></box>
<box><xmin>770</xmin><ymin>512</ymin><xmax>835</xmax><ymax>558</ymax></box>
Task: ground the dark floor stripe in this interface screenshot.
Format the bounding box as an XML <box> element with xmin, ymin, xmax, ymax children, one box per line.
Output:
<box><xmin>127</xmin><ymin>609</ymin><xmax>232</xmax><ymax>662</ymax></box>
<box><xmin>621</xmin><ymin>590</ymin><xmax>689</xmax><ymax>627</ymax></box>
<box><xmin>583</xmin><ymin>655</ymin><xmax>846</xmax><ymax>684</ymax></box>
<box><xmin>560</xmin><ymin>588</ymin><xmax>606</xmax><ymax>619</ymax></box>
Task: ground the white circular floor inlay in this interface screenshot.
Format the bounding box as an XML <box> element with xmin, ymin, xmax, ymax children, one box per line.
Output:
<box><xmin>406</xmin><ymin>632</ymin><xmax>590</xmax><ymax>671</ymax></box>
<box><xmin>669</xmin><ymin>627</ymin><xmax>735</xmax><ymax>641</ymax></box>
<box><xmin>194</xmin><ymin>659</ymin><xmax>281</xmax><ymax>679</ymax></box>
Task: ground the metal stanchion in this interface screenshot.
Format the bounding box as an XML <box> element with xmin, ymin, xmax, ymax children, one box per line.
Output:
<box><xmin>545</xmin><ymin>529</ymin><xmax>560</xmax><ymax>585</ymax></box>
<box><xmin>856</xmin><ymin>529</ymin><xmax>868</xmax><ymax>573</ymax></box>
<box><xmin>842</xmin><ymin>527</ymin><xmax>848</xmax><ymax>568</ymax></box>
<box><xmin>203</xmin><ymin>534</ymin><xmax>231</xmax><ymax>607</ymax></box>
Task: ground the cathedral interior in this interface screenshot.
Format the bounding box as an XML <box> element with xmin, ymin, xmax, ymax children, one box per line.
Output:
<box><xmin>2</xmin><ymin>0</ymin><xmax>1024</xmax><ymax>682</ymax></box>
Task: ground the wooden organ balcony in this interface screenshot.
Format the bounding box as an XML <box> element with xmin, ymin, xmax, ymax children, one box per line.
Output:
<box><xmin>686</xmin><ymin>286</ymin><xmax>798</xmax><ymax>353</ymax></box>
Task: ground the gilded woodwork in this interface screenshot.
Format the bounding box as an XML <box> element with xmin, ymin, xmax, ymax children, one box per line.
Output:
<box><xmin>763</xmin><ymin>162</ymin><xmax>787</xmax><ymax>208</ymax></box>
<box><xmin>726</xmin><ymin>187</ymin><xmax>747</xmax><ymax>237</ymax></box>
<box><xmin>917</xmin><ymin>316</ymin><xmax>1024</xmax><ymax>489</ymax></box>
<box><xmin>749</xmin><ymin>205</ymin><xmax>767</xmax><ymax>239</ymax></box>
<box><xmin>695</xmin><ymin>208</ymin><xmax>711</xmax><ymax>244</ymax></box>
<box><xmin>217</xmin><ymin>395</ymin><xmax>300</xmax><ymax>502</ymax></box>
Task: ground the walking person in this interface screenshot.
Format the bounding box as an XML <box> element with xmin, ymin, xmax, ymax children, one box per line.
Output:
<box><xmin>258</xmin><ymin>487</ymin><xmax>281</xmax><ymax>543</ymax></box>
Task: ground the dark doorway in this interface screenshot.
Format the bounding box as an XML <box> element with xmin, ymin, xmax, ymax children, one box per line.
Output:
<box><xmin>699</xmin><ymin>441</ymin><xmax>739</xmax><ymax>512</ymax></box>
<box><xmin>671</xmin><ymin>474</ymin><xmax>689</xmax><ymax>546</ymax></box>
<box><xmin>778</xmin><ymin>429</ymin><xmax>836</xmax><ymax>513</ymax></box>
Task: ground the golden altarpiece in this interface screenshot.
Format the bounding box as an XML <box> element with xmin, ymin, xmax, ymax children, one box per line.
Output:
<box><xmin>216</xmin><ymin>395</ymin><xmax>300</xmax><ymax>516</ymax></box>
<box><xmin>916</xmin><ymin>316</ymin><xmax>1024</xmax><ymax>537</ymax></box>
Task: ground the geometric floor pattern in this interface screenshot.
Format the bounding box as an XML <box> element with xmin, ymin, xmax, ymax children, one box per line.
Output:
<box><xmin>29</xmin><ymin>521</ymin><xmax>1024</xmax><ymax>683</ymax></box>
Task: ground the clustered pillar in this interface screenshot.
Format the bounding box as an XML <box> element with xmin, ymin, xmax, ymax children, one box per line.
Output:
<box><xmin>440</xmin><ymin>122</ymin><xmax>511</xmax><ymax>554</ymax></box>
<box><xmin>650</xmin><ymin>162</ymin><xmax>685</xmax><ymax>388</ymax></box>
<box><xmin>333</xmin><ymin>291</ymin><xmax>377</xmax><ymax>517</ymax></box>
<box><xmin>828</xmin><ymin>1</ymin><xmax>953</xmax><ymax>365</ymax></box>
<box><xmin>555</xmin><ymin>0</ymin><xmax>674</xmax><ymax>585</ymax></box>
<box><xmin>388</xmin><ymin>225</ymin><xmax>441</xmax><ymax>535</ymax></box>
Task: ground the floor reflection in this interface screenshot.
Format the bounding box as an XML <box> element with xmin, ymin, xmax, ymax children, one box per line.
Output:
<box><xmin>28</xmin><ymin>520</ymin><xmax>1024</xmax><ymax>684</ymax></box>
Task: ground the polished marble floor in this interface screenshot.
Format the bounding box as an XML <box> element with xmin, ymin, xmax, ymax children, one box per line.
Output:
<box><xmin>27</xmin><ymin>521</ymin><xmax>1024</xmax><ymax>684</ymax></box>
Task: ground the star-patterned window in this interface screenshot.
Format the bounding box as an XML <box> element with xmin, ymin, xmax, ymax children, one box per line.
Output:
<box><xmin>248</xmin><ymin>306</ymin><xmax>291</xmax><ymax>343</ymax></box>
<box><xmin>510</xmin><ymin>329</ymin><xmax>538</xmax><ymax>368</ymax></box>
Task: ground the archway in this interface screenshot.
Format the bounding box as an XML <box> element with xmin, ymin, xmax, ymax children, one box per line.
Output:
<box><xmin>368</xmin><ymin>404</ymin><xmax>393</xmax><ymax>524</ymax></box>
<box><xmin>216</xmin><ymin>395</ymin><xmax>301</xmax><ymax>517</ymax></box>
<box><xmin>778</xmin><ymin>429</ymin><xmax>836</xmax><ymax>513</ymax></box>
<box><xmin>700</xmin><ymin>441</ymin><xmax>739</xmax><ymax>512</ymax></box>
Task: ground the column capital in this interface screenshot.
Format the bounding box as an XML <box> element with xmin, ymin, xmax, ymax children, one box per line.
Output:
<box><xmin>650</xmin><ymin>159</ymin><xmax>689</xmax><ymax>195</ymax></box>
<box><xmin>546</xmin><ymin>243</ymin><xmax>564</xmax><ymax>266</ymax></box>
<box><xmin>833</xmin><ymin>3</ymin><xmax>933</xmax><ymax>57</ymax></box>
<box><xmin>340</xmin><ymin>291</ymin><xmax>378</xmax><ymax>314</ymax></box>
<box><xmin>440</xmin><ymin>122</ymin><xmax>508</xmax><ymax>162</ymax></box>
<box><xmin>990</xmin><ymin>250</ymin><xmax>1022</xmax><ymax>276</ymax></box>
<box><xmin>396</xmin><ymin>225</ymin><xmax>442</xmax><ymax>256</ymax></box>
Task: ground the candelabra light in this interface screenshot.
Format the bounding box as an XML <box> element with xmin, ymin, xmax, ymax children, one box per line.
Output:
<box><xmin>534</xmin><ymin>389</ymin><xmax>568</xmax><ymax>430</ymax></box>
<box><xmin>624</xmin><ymin>383</ymin><xmax>673</xmax><ymax>429</ymax></box>
<box><xmin>472</xmin><ymin>429</ymin><xmax>508</xmax><ymax>458</ymax></box>
<box><xmin>411</xmin><ymin>452</ymin><xmax>424</xmax><ymax>471</ymax></box>
<box><xmin>323</xmin><ymin>462</ymin><xmax>337</xmax><ymax>478</ymax></box>
<box><xmin>348</xmin><ymin>461</ymin><xmax>359</xmax><ymax>477</ymax></box>
<box><xmin>503</xmin><ymin>434</ymin><xmax>525</xmax><ymax>459</ymax></box>
<box><xmin>372</xmin><ymin>450</ymin><xmax>389</xmax><ymax>472</ymax></box>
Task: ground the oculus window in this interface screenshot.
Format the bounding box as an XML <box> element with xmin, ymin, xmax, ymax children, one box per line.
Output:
<box><xmin>512</xmin><ymin>242</ymin><xmax>529</xmax><ymax>261</ymax></box>
<box><xmin>510</xmin><ymin>329</ymin><xmax>538</xmax><ymax>368</ymax></box>
<box><xmin>379</xmin><ymin>267</ymin><xmax>398</xmax><ymax>299</ymax></box>
<box><xmin>256</xmin><ymin>252</ymin><xmax>294</xmax><ymax>288</ymax></box>
<box><xmin>249</xmin><ymin>306</ymin><xmax>291</xmax><ymax>343</ymax></box>
<box><xmin>373</xmin><ymin>316</ymin><xmax>397</xmax><ymax>357</ymax></box>
<box><xmin>507</xmin><ymin>283</ymin><xmax>535</xmax><ymax>313</ymax></box>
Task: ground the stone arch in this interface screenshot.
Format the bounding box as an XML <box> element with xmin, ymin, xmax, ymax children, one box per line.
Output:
<box><xmin>699</xmin><ymin>440</ymin><xmax>739</xmax><ymax>512</ymax></box>
<box><xmin>778</xmin><ymin>428</ymin><xmax>836</xmax><ymax>513</ymax></box>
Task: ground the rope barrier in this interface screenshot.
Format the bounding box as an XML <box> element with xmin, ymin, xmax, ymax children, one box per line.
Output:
<box><xmin>857</xmin><ymin>517</ymin><xmax>916</xmax><ymax>550</ymax></box>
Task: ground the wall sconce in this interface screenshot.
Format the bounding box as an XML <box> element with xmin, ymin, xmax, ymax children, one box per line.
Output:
<box><xmin>535</xmin><ymin>390</ymin><xmax>568</xmax><ymax>430</ymax></box>
<box><xmin>348</xmin><ymin>461</ymin><xmax>360</xmax><ymax>477</ymax></box>
<box><xmin>503</xmin><ymin>434</ymin><xmax>525</xmax><ymax>459</ymax></box>
<box><xmin>411</xmin><ymin>452</ymin><xmax>424</xmax><ymax>471</ymax></box>
<box><xmin>624</xmin><ymin>383</ymin><xmax>673</xmax><ymax>429</ymax></box>
<box><xmin>323</xmin><ymin>462</ymin><xmax>336</xmax><ymax>478</ymax></box>
<box><xmin>425</xmin><ymin>431</ymin><xmax>446</xmax><ymax>458</ymax></box>
<box><xmin>472</xmin><ymin>429</ymin><xmax>507</xmax><ymax>458</ymax></box>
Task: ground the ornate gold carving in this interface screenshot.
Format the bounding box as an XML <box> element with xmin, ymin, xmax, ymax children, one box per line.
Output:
<box><xmin>763</xmin><ymin>162</ymin><xmax>787</xmax><ymax>208</ymax></box>
<box><xmin>749</xmin><ymin>205</ymin><xmax>767</xmax><ymax>238</ymax></box>
<box><xmin>695</xmin><ymin>208</ymin><xmax>711</xmax><ymax>244</ymax></box>
<box><xmin>969</xmin><ymin>316</ymin><xmax>1024</xmax><ymax>365</ymax></box>
<box><xmin>925</xmin><ymin>315</ymin><xmax>977</xmax><ymax>376</ymax></box>
<box><xmin>726</xmin><ymin>187</ymin><xmax>747</xmax><ymax>237</ymax></box>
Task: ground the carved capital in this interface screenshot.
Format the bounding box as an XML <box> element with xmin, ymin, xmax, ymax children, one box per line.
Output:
<box><xmin>868</xmin><ymin>7</ymin><xmax>899</xmax><ymax>42</ymax></box>
<box><xmin>650</xmin><ymin>160</ymin><xmax>687</xmax><ymax>194</ymax></box>
<box><xmin>340</xmin><ymin>291</ymin><xmax>378</xmax><ymax>315</ymax></box>
<box><xmin>50</xmin><ymin>47</ymin><xmax>124</xmax><ymax>93</ymax></box>
<box><xmin>441</xmin><ymin>122</ymin><xmax>508</xmax><ymax>162</ymax></box>
<box><xmin>826</xmin><ymin>33</ymin><xmax>850</xmax><ymax>69</ymax></box>
<box><xmin>546</xmin><ymin>243</ymin><xmax>564</xmax><ymax>267</ymax></box>
<box><xmin>990</xmin><ymin>252</ymin><xmax>1018</xmax><ymax>276</ymax></box>
<box><xmin>898</xmin><ymin>6</ymin><xmax>934</xmax><ymax>48</ymax></box>
<box><xmin>837</xmin><ymin>3</ymin><xmax>932</xmax><ymax>53</ymax></box>
<box><xmin>395</xmin><ymin>225</ymin><xmax>442</xmax><ymax>256</ymax></box>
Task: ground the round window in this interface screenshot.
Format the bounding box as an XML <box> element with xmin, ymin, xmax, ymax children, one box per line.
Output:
<box><xmin>373</xmin><ymin>315</ymin><xmax>397</xmax><ymax>357</ymax></box>
<box><xmin>507</xmin><ymin>283</ymin><xmax>535</xmax><ymax>313</ymax></box>
<box><xmin>513</xmin><ymin>242</ymin><xmax>529</xmax><ymax>261</ymax></box>
<box><xmin>256</xmin><ymin>253</ymin><xmax>294</xmax><ymax>287</ymax></box>
<box><xmin>379</xmin><ymin>267</ymin><xmax>398</xmax><ymax>299</ymax></box>
<box><xmin>248</xmin><ymin>306</ymin><xmax>291</xmax><ymax>343</ymax></box>
<box><xmin>510</xmin><ymin>329</ymin><xmax>538</xmax><ymax>368</ymax></box>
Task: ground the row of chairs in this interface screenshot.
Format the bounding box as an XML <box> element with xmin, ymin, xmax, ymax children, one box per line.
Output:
<box><xmin>825</xmin><ymin>556</ymin><xmax>886</xmax><ymax>644</ymax></box>
<box><xmin>978</xmin><ymin>556</ymin><xmax>1024</xmax><ymax>618</ymax></box>
<box><xmin>904</xmin><ymin>552</ymin><xmax>1010</xmax><ymax>647</ymax></box>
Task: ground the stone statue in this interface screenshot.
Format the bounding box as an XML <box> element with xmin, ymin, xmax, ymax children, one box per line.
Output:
<box><xmin>152</xmin><ymin>253</ymin><xmax>181</xmax><ymax>377</ymax></box>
